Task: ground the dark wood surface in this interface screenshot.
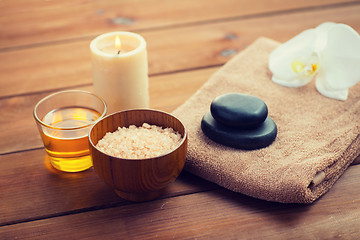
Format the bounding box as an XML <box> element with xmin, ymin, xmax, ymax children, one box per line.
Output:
<box><xmin>1</xmin><ymin>0</ymin><xmax>360</xmax><ymax>239</ymax></box>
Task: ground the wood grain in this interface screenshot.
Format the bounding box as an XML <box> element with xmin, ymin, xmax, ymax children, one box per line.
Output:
<box><xmin>0</xmin><ymin>148</ymin><xmax>217</xmax><ymax>226</ymax></box>
<box><xmin>0</xmin><ymin>67</ymin><xmax>215</xmax><ymax>154</ymax></box>
<box><xmin>89</xmin><ymin>109</ymin><xmax>188</xmax><ymax>201</ymax></box>
<box><xmin>1</xmin><ymin>0</ymin><xmax>360</xmax><ymax>238</ymax></box>
<box><xmin>0</xmin><ymin>0</ymin><xmax>355</xmax><ymax>49</ymax></box>
<box><xmin>1</xmin><ymin>4</ymin><xmax>360</xmax><ymax>98</ymax></box>
<box><xmin>2</xmin><ymin>164</ymin><xmax>360</xmax><ymax>239</ymax></box>
<box><xmin>2</xmin><ymin>3</ymin><xmax>360</xmax><ymax>154</ymax></box>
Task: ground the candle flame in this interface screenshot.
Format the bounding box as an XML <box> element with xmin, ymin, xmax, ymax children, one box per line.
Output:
<box><xmin>115</xmin><ymin>36</ymin><xmax>121</xmax><ymax>54</ymax></box>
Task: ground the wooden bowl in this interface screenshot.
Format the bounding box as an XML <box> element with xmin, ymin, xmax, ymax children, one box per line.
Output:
<box><xmin>89</xmin><ymin>109</ymin><xmax>188</xmax><ymax>201</ymax></box>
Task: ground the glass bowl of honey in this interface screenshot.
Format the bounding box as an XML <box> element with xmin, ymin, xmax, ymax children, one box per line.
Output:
<box><xmin>33</xmin><ymin>90</ymin><xmax>107</xmax><ymax>172</ymax></box>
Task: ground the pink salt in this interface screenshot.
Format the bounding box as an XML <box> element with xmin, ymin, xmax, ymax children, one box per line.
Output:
<box><xmin>96</xmin><ymin>123</ymin><xmax>182</xmax><ymax>159</ymax></box>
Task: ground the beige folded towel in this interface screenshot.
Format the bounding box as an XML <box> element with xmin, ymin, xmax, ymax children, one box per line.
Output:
<box><xmin>172</xmin><ymin>37</ymin><xmax>360</xmax><ymax>203</ymax></box>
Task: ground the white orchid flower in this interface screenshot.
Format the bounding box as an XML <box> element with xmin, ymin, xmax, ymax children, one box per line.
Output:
<box><xmin>269</xmin><ymin>22</ymin><xmax>360</xmax><ymax>100</ymax></box>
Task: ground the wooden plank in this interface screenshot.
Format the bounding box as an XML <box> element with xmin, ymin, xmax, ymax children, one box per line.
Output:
<box><xmin>1</xmin><ymin>4</ymin><xmax>360</xmax><ymax>98</ymax></box>
<box><xmin>2</xmin><ymin>164</ymin><xmax>360</xmax><ymax>239</ymax></box>
<box><xmin>2</xmin><ymin>1</ymin><xmax>360</xmax><ymax>239</ymax></box>
<box><xmin>150</xmin><ymin>67</ymin><xmax>219</xmax><ymax>112</ymax></box>
<box><xmin>0</xmin><ymin>0</ymin><xmax>355</xmax><ymax>50</ymax></box>
<box><xmin>0</xmin><ymin>148</ymin><xmax>218</xmax><ymax>226</ymax></box>
<box><xmin>0</xmin><ymin>67</ymin><xmax>215</xmax><ymax>154</ymax></box>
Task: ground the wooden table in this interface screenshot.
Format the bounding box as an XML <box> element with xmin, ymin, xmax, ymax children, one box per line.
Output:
<box><xmin>1</xmin><ymin>0</ymin><xmax>360</xmax><ymax>239</ymax></box>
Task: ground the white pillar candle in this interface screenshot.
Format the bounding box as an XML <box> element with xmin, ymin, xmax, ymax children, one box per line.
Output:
<box><xmin>90</xmin><ymin>32</ymin><xmax>149</xmax><ymax>114</ymax></box>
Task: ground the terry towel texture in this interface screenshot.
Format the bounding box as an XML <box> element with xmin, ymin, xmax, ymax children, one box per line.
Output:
<box><xmin>172</xmin><ymin>37</ymin><xmax>360</xmax><ymax>203</ymax></box>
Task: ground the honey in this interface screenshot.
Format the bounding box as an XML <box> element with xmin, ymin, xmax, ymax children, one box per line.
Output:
<box><xmin>40</xmin><ymin>106</ymin><xmax>101</xmax><ymax>172</ymax></box>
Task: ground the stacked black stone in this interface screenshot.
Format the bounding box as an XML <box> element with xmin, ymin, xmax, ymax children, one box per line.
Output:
<box><xmin>201</xmin><ymin>93</ymin><xmax>277</xmax><ymax>150</ymax></box>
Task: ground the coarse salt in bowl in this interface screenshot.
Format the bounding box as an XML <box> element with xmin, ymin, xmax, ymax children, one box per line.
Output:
<box><xmin>96</xmin><ymin>122</ymin><xmax>183</xmax><ymax>160</ymax></box>
<box><xmin>88</xmin><ymin>109</ymin><xmax>188</xmax><ymax>202</ymax></box>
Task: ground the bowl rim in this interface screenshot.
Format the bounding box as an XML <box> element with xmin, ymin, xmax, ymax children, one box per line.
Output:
<box><xmin>33</xmin><ymin>90</ymin><xmax>107</xmax><ymax>130</ymax></box>
<box><xmin>88</xmin><ymin>108</ymin><xmax>188</xmax><ymax>161</ymax></box>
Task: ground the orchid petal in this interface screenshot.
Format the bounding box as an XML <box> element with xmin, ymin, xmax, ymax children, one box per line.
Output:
<box><xmin>315</xmin><ymin>23</ymin><xmax>360</xmax><ymax>100</ymax></box>
<box><xmin>315</xmin><ymin>74</ymin><xmax>349</xmax><ymax>100</ymax></box>
<box><xmin>269</xmin><ymin>22</ymin><xmax>360</xmax><ymax>101</ymax></box>
<box><xmin>313</xmin><ymin>22</ymin><xmax>335</xmax><ymax>52</ymax></box>
<box><xmin>269</xmin><ymin>29</ymin><xmax>319</xmax><ymax>87</ymax></box>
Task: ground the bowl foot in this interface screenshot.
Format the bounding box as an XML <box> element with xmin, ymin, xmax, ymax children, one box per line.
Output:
<box><xmin>114</xmin><ymin>189</ymin><xmax>165</xmax><ymax>202</ymax></box>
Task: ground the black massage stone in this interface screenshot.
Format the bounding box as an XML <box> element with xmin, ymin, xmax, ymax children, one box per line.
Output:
<box><xmin>210</xmin><ymin>93</ymin><xmax>268</xmax><ymax>128</ymax></box>
<box><xmin>201</xmin><ymin>112</ymin><xmax>277</xmax><ymax>150</ymax></box>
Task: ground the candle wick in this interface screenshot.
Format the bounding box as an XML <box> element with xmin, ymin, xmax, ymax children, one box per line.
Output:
<box><xmin>117</xmin><ymin>50</ymin><xmax>121</xmax><ymax>55</ymax></box>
